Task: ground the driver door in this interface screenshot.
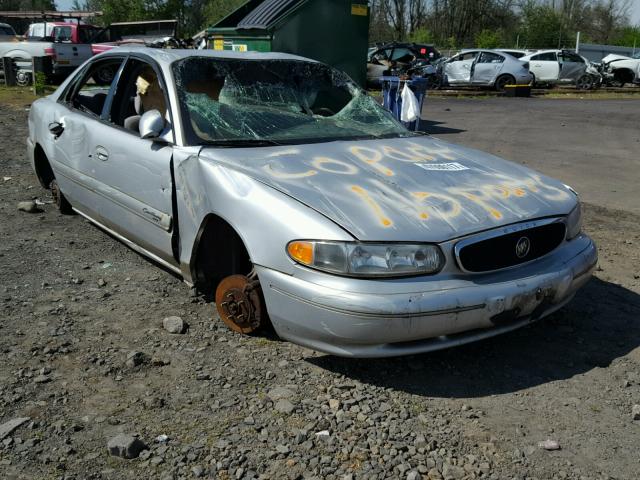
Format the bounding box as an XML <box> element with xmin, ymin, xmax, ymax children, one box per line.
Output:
<box><xmin>84</xmin><ymin>56</ymin><xmax>177</xmax><ymax>265</ymax></box>
<box><xmin>444</xmin><ymin>52</ymin><xmax>476</xmax><ymax>84</ymax></box>
<box><xmin>558</xmin><ymin>51</ymin><xmax>586</xmax><ymax>82</ymax></box>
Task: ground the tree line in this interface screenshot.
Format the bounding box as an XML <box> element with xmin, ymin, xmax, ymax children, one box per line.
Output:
<box><xmin>371</xmin><ymin>0</ymin><xmax>638</xmax><ymax>49</ymax></box>
<box><xmin>1</xmin><ymin>0</ymin><xmax>638</xmax><ymax>49</ymax></box>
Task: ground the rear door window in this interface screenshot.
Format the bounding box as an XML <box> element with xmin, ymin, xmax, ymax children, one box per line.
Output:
<box><xmin>531</xmin><ymin>52</ymin><xmax>557</xmax><ymax>62</ymax></box>
<box><xmin>560</xmin><ymin>52</ymin><xmax>584</xmax><ymax>63</ymax></box>
<box><xmin>477</xmin><ymin>52</ymin><xmax>504</xmax><ymax>64</ymax></box>
<box><xmin>53</xmin><ymin>26</ymin><xmax>72</xmax><ymax>43</ymax></box>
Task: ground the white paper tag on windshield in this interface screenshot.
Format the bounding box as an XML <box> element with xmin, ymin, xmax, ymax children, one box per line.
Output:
<box><xmin>414</xmin><ymin>162</ymin><xmax>469</xmax><ymax>171</ymax></box>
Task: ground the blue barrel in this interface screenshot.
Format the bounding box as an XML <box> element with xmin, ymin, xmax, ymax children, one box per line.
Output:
<box><xmin>381</xmin><ymin>76</ymin><xmax>428</xmax><ymax>131</ymax></box>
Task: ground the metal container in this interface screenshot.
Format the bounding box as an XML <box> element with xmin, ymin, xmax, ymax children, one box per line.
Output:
<box><xmin>206</xmin><ymin>0</ymin><xmax>369</xmax><ymax>86</ymax></box>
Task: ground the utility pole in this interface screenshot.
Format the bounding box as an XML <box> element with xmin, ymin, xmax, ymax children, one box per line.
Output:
<box><xmin>575</xmin><ymin>31</ymin><xmax>580</xmax><ymax>53</ymax></box>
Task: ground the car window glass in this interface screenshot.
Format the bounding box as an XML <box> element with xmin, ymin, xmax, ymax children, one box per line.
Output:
<box><xmin>390</xmin><ymin>47</ymin><xmax>414</xmax><ymax>62</ymax></box>
<box><xmin>53</xmin><ymin>26</ymin><xmax>72</xmax><ymax>42</ymax></box>
<box><xmin>79</xmin><ymin>26</ymin><xmax>98</xmax><ymax>43</ymax></box>
<box><xmin>560</xmin><ymin>52</ymin><xmax>583</xmax><ymax>63</ymax></box>
<box><xmin>531</xmin><ymin>52</ymin><xmax>557</xmax><ymax>62</ymax></box>
<box><xmin>65</xmin><ymin>58</ymin><xmax>124</xmax><ymax>118</ymax></box>
<box><xmin>0</xmin><ymin>26</ymin><xmax>14</xmax><ymax>35</ymax></box>
<box><xmin>173</xmin><ymin>57</ymin><xmax>409</xmax><ymax>145</ymax></box>
<box><xmin>478</xmin><ymin>52</ymin><xmax>504</xmax><ymax>64</ymax></box>
<box><xmin>370</xmin><ymin>48</ymin><xmax>392</xmax><ymax>64</ymax></box>
<box><xmin>109</xmin><ymin>58</ymin><xmax>169</xmax><ymax>131</ymax></box>
<box><xmin>457</xmin><ymin>52</ymin><xmax>477</xmax><ymax>61</ymax></box>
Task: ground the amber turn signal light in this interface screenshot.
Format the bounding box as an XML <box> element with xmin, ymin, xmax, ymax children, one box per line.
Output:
<box><xmin>287</xmin><ymin>241</ymin><xmax>314</xmax><ymax>265</ymax></box>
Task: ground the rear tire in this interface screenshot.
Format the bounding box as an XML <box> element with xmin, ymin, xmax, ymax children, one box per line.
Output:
<box><xmin>50</xmin><ymin>179</ymin><xmax>73</xmax><ymax>214</ymax></box>
<box><xmin>495</xmin><ymin>74</ymin><xmax>515</xmax><ymax>93</ymax></box>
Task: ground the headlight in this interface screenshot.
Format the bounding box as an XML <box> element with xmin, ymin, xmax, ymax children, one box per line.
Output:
<box><xmin>287</xmin><ymin>240</ymin><xmax>445</xmax><ymax>277</ymax></box>
<box><xmin>566</xmin><ymin>202</ymin><xmax>582</xmax><ymax>240</ymax></box>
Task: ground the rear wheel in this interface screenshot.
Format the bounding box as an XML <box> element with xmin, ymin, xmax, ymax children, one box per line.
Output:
<box><xmin>50</xmin><ymin>179</ymin><xmax>73</xmax><ymax>214</ymax></box>
<box><xmin>495</xmin><ymin>74</ymin><xmax>515</xmax><ymax>92</ymax></box>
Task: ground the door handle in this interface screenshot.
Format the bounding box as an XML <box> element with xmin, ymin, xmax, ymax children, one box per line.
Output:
<box><xmin>49</xmin><ymin>121</ymin><xmax>64</xmax><ymax>138</ymax></box>
<box><xmin>95</xmin><ymin>146</ymin><xmax>109</xmax><ymax>161</ymax></box>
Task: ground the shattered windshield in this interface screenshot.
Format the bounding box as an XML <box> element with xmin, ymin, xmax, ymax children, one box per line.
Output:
<box><xmin>173</xmin><ymin>57</ymin><xmax>412</xmax><ymax>145</ymax></box>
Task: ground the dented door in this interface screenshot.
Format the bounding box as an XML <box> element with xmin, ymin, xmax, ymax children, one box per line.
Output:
<box><xmin>444</xmin><ymin>52</ymin><xmax>476</xmax><ymax>84</ymax></box>
<box><xmin>85</xmin><ymin>121</ymin><xmax>175</xmax><ymax>264</ymax></box>
<box><xmin>559</xmin><ymin>51</ymin><xmax>587</xmax><ymax>82</ymax></box>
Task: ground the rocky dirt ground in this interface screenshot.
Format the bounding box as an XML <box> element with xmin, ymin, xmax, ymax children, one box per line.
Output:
<box><xmin>1</xmin><ymin>99</ymin><xmax>639</xmax><ymax>480</ymax></box>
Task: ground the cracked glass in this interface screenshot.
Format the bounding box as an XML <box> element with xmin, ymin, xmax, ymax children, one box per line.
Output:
<box><xmin>173</xmin><ymin>57</ymin><xmax>412</xmax><ymax>146</ymax></box>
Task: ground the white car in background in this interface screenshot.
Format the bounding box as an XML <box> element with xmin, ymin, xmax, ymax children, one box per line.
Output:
<box><xmin>600</xmin><ymin>52</ymin><xmax>640</xmax><ymax>86</ymax></box>
<box><xmin>520</xmin><ymin>49</ymin><xmax>601</xmax><ymax>89</ymax></box>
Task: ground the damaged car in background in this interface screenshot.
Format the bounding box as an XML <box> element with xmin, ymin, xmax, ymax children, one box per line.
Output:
<box><xmin>600</xmin><ymin>52</ymin><xmax>640</xmax><ymax>86</ymax></box>
<box><xmin>439</xmin><ymin>49</ymin><xmax>532</xmax><ymax>92</ymax></box>
<box><xmin>519</xmin><ymin>49</ymin><xmax>602</xmax><ymax>89</ymax></box>
<box><xmin>28</xmin><ymin>48</ymin><xmax>597</xmax><ymax>357</ymax></box>
<box><xmin>367</xmin><ymin>42</ymin><xmax>441</xmax><ymax>87</ymax></box>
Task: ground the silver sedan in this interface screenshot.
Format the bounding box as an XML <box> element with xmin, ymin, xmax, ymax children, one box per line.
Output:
<box><xmin>27</xmin><ymin>48</ymin><xmax>596</xmax><ymax>357</ymax></box>
<box><xmin>442</xmin><ymin>49</ymin><xmax>533</xmax><ymax>91</ymax></box>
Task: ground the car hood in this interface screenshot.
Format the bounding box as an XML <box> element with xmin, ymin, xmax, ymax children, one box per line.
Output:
<box><xmin>602</xmin><ymin>53</ymin><xmax>632</xmax><ymax>63</ymax></box>
<box><xmin>198</xmin><ymin>136</ymin><xmax>577</xmax><ymax>242</ymax></box>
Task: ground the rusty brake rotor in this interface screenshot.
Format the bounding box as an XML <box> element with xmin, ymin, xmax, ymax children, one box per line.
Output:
<box><xmin>215</xmin><ymin>274</ymin><xmax>263</xmax><ymax>334</ymax></box>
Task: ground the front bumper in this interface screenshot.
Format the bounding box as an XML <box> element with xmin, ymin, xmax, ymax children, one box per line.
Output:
<box><xmin>257</xmin><ymin>234</ymin><xmax>597</xmax><ymax>357</ymax></box>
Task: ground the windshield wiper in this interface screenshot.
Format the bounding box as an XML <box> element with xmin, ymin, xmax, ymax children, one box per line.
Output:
<box><xmin>202</xmin><ymin>138</ymin><xmax>283</xmax><ymax>148</ymax></box>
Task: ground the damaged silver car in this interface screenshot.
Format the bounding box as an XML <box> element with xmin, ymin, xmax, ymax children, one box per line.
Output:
<box><xmin>27</xmin><ymin>48</ymin><xmax>597</xmax><ymax>357</ymax></box>
<box><xmin>440</xmin><ymin>49</ymin><xmax>532</xmax><ymax>91</ymax></box>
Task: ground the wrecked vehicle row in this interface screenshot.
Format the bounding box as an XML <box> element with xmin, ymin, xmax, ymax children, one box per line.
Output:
<box><xmin>28</xmin><ymin>48</ymin><xmax>597</xmax><ymax>357</ymax></box>
<box><xmin>369</xmin><ymin>44</ymin><xmax>606</xmax><ymax>91</ymax></box>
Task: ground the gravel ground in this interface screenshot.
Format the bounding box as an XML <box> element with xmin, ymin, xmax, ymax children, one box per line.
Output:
<box><xmin>1</xmin><ymin>99</ymin><xmax>640</xmax><ymax>480</ymax></box>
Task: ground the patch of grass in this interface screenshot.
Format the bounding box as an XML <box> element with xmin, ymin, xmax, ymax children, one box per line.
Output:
<box><xmin>0</xmin><ymin>85</ymin><xmax>55</xmax><ymax>108</ymax></box>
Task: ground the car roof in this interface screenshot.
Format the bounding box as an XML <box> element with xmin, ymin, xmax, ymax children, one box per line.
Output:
<box><xmin>98</xmin><ymin>46</ymin><xmax>315</xmax><ymax>66</ymax></box>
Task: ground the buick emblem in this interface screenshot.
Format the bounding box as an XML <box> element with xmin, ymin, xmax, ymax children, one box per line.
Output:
<box><xmin>515</xmin><ymin>236</ymin><xmax>531</xmax><ymax>259</ymax></box>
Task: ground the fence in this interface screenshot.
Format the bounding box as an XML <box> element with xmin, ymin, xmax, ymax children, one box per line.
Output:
<box><xmin>577</xmin><ymin>43</ymin><xmax>637</xmax><ymax>62</ymax></box>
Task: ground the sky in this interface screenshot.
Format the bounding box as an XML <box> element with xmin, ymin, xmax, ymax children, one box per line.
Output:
<box><xmin>56</xmin><ymin>0</ymin><xmax>640</xmax><ymax>25</ymax></box>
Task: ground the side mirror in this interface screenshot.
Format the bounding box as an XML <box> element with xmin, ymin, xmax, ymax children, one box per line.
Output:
<box><xmin>139</xmin><ymin>109</ymin><xmax>165</xmax><ymax>139</ymax></box>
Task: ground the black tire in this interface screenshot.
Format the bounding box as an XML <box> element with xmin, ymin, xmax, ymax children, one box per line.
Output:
<box><xmin>50</xmin><ymin>179</ymin><xmax>73</xmax><ymax>215</ymax></box>
<box><xmin>495</xmin><ymin>74</ymin><xmax>515</xmax><ymax>93</ymax></box>
<box><xmin>92</xmin><ymin>65</ymin><xmax>116</xmax><ymax>86</ymax></box>
<box><xmin>14</xmin><ymin>58</ymin><xmax>32</xmax><ymax>87</ymax></box>
<box><xmin>425</xmin><ymin>74</ymin><xmax>441</xmax><ymax>90</ymax></box>
<box><xmin>576</xmin><ymin>74</ymin><xmax>593</xmax><ymax>90</ymax></box>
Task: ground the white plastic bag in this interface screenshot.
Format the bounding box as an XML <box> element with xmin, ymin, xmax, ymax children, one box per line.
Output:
<box><xmin>400</xmin><ymin>83</ymin><xmax>420</xmax><ymax>123</ymax></box>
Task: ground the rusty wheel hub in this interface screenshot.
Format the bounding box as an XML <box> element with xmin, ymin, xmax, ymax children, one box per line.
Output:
<box><xmin>215</xmin><ymin>274</ymin><xmax>263</xmax><ymax>334</ymax></box>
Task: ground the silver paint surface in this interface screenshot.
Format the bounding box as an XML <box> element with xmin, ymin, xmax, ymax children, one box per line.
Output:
<box><xmin>27</xmin><ymin>47</ymin><xmax>597</xmax><ymax>357</ymax></box>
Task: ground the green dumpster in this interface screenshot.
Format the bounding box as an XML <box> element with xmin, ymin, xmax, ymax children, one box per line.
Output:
<box><xmin>206</xmin><ymin>0</ymin><xmax>370</xmax><ymax>86</ymax></box>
